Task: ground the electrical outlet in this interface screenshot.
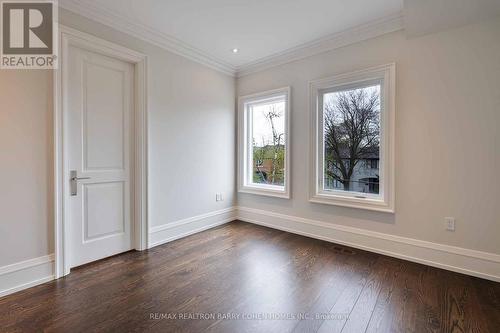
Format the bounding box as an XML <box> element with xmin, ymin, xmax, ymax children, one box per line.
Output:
<box><xmin>445</xmin><ymin>217</ymin><xmax>455</xmax><ymax>231</ymax></box>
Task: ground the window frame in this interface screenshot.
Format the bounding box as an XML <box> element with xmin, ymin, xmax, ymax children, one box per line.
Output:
<box><xmin>238</xmin><ymin>87</ymin><xmax>291</xmax><ymax>199</ymax></box>
<box><xmin>309</xmin><ymin>64</ymin><xmax>395</xmax><ymax>212</ymax></box>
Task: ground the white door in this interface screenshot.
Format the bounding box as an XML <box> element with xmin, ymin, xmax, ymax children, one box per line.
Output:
<box><xmin>67</xmin><ymin>44</ymin><xmax>134</xmax><ymax>268</ymax></box>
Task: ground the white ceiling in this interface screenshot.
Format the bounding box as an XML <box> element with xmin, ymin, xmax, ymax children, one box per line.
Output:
<box><xmin>60</xmin><ymin>0</ymin><xmax>403</xmax><ymax>69</ymax></box>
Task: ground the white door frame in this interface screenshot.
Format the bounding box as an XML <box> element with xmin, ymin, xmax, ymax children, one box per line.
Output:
<box><xmin>54</xmin><ymin>25</ymin><xmax>148</xmax><ymax>278</ymax></box>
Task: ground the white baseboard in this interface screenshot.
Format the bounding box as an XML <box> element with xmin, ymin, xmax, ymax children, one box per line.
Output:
<box><xmin>0</xmin><ymin>254</ymin><xmax>55</xmax><ymax>298</ymax></box>
<box><xmin>2</xmin><ymin>205</ymin><xmax>497</xmax><ymax>299</ymax></box>
<box><xmin>0</xmin><ymin>208</ymin><xmax>236</xmax><ymax>298</ymax></box>
<box><xmin>236</xmin><ymin>206</ymin><xmax>500</xmax><ymax>282</ymax></box>
<box><xmin>149</xmin><ymin>207</ymin><xmax>237</xmax><ymax>248</ymax></box>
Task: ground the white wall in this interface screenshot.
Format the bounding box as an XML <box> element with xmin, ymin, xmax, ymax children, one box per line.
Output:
<box><xmin>58</xmin><ymin>9</ymin><xmax>236</xmax><ymax>227</ymax></box>
<box><xmin>236</xmin><ymin>17</ymin><xmax>500</xmax><ymax>255</ymax></box>
<box><xmin>0</xmin><ymin>8</ymin><xmax>235</xmax><ymax>268</ymax></box>
<box><xmin>0</xmin><ymin>71</ymin><xmax>54</xmax><ymax>267</ymax></box>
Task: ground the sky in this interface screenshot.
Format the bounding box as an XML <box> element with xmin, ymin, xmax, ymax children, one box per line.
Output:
<box><xmin>323</xmin><ymin>84</ymin><xmax>380</xmax><ymax>123</ymax></box>
<box><xmin>249</xmin><ymin>85</ymin><xmax>379</xmax><ymax>148</ymax></box>
<box><xmin>251</xmin><ymin>101</ymin><xmax>285</xmax><ymax>147</ymax></box>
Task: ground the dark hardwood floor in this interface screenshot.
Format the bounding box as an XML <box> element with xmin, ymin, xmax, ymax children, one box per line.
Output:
<box><xmin>1</xmin><ymin>221</ymin><xmax>499</xmax><ymax>332</ymax></box>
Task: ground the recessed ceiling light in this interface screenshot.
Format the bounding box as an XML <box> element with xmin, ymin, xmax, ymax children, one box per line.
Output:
<box><xmin>232</xmin><ymin>48</ymin><xmax>239</xmax><ymax>53</ymax></box>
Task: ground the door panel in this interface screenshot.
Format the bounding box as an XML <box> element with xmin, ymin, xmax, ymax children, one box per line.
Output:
<box><xmin>68</xmin><ymin>45</ymin><xmax>134</xmax><ymax>268</ymax></box>
<box><xmin>83</xmin><ymin>61</ymin><xmax>126</xmax><ymax>170</ymax></box>
<box><xmin>84</xmin><ymin>182</ymin><xmax>125</xmax><ymax>241</ymax></box>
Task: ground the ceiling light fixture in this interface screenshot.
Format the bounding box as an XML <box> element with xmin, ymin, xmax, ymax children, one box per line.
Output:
<box><xmin>232</xmin><ymin>48</ymin><xmax>239</xmax><ymax>53</ymax></box>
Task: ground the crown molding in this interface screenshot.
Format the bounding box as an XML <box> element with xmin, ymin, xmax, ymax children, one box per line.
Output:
<box><xmin>235</xmin><ymin>12</ymin><xmax>404</xmax><ymax>77</ymax></box>
<box><xmin>58</xmin><ymin>0</ymin><xmax>237</xmax><ymax>76</ymax></box>
<box><xmin>59</xmin><ymin>1</ymin><xmax>403</xmax><ymax>78</ymax></box>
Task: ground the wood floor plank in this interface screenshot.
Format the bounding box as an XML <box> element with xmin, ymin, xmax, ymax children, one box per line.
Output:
<box><xmin>364</xmin><ymin>259</ymin><xmax>409</xmax><ymax>333</ymax></box>
<box><xmin>315</xmin><ymin>253</ymin><xmax>379</xmax><ymax>333</ymax></box>
<box><xmin>473</xmin><ymin>277</ymin><xmax>500</xmax><ymax>332</ymax></box>
<box><xmin>383</xmin><ymin>261</ymin><xmax>422</xmax><ymax>333</ymax></box>
<box><xmin>340</xmin><ymin>256</ymin><xmax>393</xmax><ymax>333</ymax></box>
<box><xmin>200</xmin><ymin>233</ymin><xmax>331</xmax><ymax>333</ymax></box>
<box><xmin>0</xmin><ymin>221</ymin><xmax>498</xmax><ymax>333</ymax></box>
<box><xmin>292</xmin><ymin>247</ymin><xmax>377</xmax><ymax>333</ymax></box>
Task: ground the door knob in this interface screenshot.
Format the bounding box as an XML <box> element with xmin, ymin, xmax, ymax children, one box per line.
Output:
<box><xmin>70</xmin><ymin>170</ymin><xmax>91</xmax><ymax>196</ymax></box>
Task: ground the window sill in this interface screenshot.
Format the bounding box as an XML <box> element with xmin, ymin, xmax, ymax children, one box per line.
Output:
<box><xmin>239</xmin><ymin>185</ymin><xmax>290</xmax><ymax>199</ymax></box>
<box><xmin>309</xmin><ymin>193</ymin><xmax>394</xmax><ymax>213</ymax></box>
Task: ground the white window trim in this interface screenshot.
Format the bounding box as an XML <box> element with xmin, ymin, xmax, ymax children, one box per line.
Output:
<box><xmin>238</xmin><ymin>87</ymin><xmax>291</xmax><ymax>199</ymax></box>
<box><xmin>309</xmin><ymin>64</ymin><xmax>395</xmax><ymax>213</ymax></box>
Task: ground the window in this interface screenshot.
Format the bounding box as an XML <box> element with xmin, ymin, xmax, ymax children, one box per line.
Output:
<box><xmin>366</xmin><ymin>159</ymin><xmax>379</xmax><ymax>169</ymax></box>
<box><xmin>238</xmin><ymin>87</ymin><xmax>290</xmax><ymax>198</ymax></box>
<box><xmin>310</xmin><ymin>64</ymin><xmax>395</xmax><ymax>212</ymax></box>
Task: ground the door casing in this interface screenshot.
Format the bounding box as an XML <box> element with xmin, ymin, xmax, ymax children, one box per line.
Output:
<box><xmin>54</xmin><ymin>25</ymin><xmax>148</xmax><ymax>278</ymax></box>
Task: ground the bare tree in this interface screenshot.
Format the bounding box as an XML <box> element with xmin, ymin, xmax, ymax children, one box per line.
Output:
<box><xmin>264</xmin><ymin>105</ymin><xmax>284</xmax><ymax>184</ymax></box>
<box><xmin>254</xmin><ymin>137</ymin><xmax>267</xmax><ymax>182</ymax></box>
<box><xmin>324</xmin><ymin>88</ymin><xmax>380</xmax><ymax>191</ymax></box>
